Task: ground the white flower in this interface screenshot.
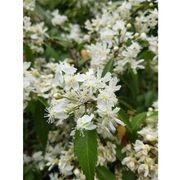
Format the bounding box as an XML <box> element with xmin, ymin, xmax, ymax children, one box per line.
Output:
<box><xmin>97</xmin><ymin>107</ymin><xmax>124</xmax><ymax>138</ymax></box>
<box><xmin>112</xmin><ymin>20</ymin><xmax>125</xmax><ymax>31</ymax></box>
<box><xmin>133</xmin><ymin>140</ymin><xmax>150</xmax><ymax>160</ymax></box>
<box><xmin>24</xmin><ymin>0</ymin><xmax>36</xmax><ymax>11</ymax></box>
<box><xmin>120</xmin><ymin>42</ymin><xmax>144</xmax><ymax>73</ymax></box>
<box><xmin>69</xmin><ymin>24</ymin><xmax>82</xmax><ymax>43</ymax></box>
<box><xmin>117</xmin><ymin>2</ymin><xmax>132</xmax><ymax>19</ymax></box>
<box><xmin>100</xmin><ymin>28</ymin><xmax>116</xmax><ymax>44</ymax></box>
<box><xmin>129</xmin><ymin>0</ymin><xmax>146</xmax><ymax>6</ymax></box>
<box><xmin>123</xmin><ymin>42</ymin><xmax>142</xmax><ymax>59</ymax></box>
<box><xmin>147</xmin><ymin>9</ymin><xmax>158</xmax><ymax>28</ymax></box>
<box><xmin>32</xmin><ymin>151</ymin><xmax>45</xmax><ymax>170</ymax></box>
<box><xmin>97</xmin><ymin>141</ymin><xmax>116</xmax><ymax>166</ymax></box>
<box><xmin>138</xmin><ymin>127</ymin><xmax>157</xmax><ymax>142</ymax></box>
<box><xmin>23</xmin><ymin>16</ymin><xmax>48</xmax><ymax>53</ymax></box>
<box><xmin>45</xmin><ymin>155</ymin><xmax>59</xmax><ymax>171</ymax></box>
<box><xmin>87</xmin><ymin>42</ymin><xmax>110</xmax><ymax>69</ymax></box>
<box><xmin>148</xmin><ymin>36</ymin><xmax>158</xmax><ymax>54</ymax></box>
<box><xmin>23</xmin><ymin>62</ymin><xmax>31</xmax><ymax>72</ymax></box>
<box><xmin>76</xmin><ymin>114</ymin><xmax>96</xmax><ymax>131</ymax></box>
<box><xmin>60</xmin><ymin>61</ymin><xmax>77</xmax><ymax>75</ymax></box>
<box><xmin>130</xmin><ymin>59</ymin><xmax>145</xmax><ymax>73</ymax></box>
<box><xmin>23</xmin><ymin>154</ymin><xmax>32</xmax><ymax>164</ymax></box>
<box><xmin>54</xmin><ymin>61</ymin><xmax>77</xmax><ymax>86</ymax></box>
<box><xmin>78</xmin><ymin>69</ymin><xmax>112</xmax><ymax>91</ymax></box>
<box><xmin>32</xmin><ymin>151</ymin><xmax>43</xmax><ymax>162</ymax></box>
<box><xmin>152</xmin><ymin>100</ymin><xmax>158</xmax><ymax>110</ymax></box>
<box><xmin>45</xmin><ymin>99</ymin><xmax>69</xmax><ymax>124</ymax></box>
<box><xmin>58</xmin><ymin>148</ymin><xmax>74</xmax><ymax>176</ymax></box>
<box><xmin>29</xmin><ymin>22</ymin><xmax>48</xmax><ymax>42</ymax></box>
<box><xmin>23</xmin><ymin>16</ymin><xmax>32</xmax><ymax>31</ymax></box>
<box><xmin>138</xmin><ymin>164</ymin><xmax>149</xmax><ymax>177</ymax></box>
<box><xmin>97</xmin><ymin>89</ymin><xmax>118</xmax><ymax>109</ymax></box>
<box><xmin>122</xmin><ymin>156</ymin><xmax>136</xmax><ymax>171</ymax></box>
<box><xmin>49</xmin><ymin>173</ymin><xmax>59</xmax><ymax>180</ymax></box>
<box><xmin>73</xmin><ymin>168</ymin><xmax>86</xmax><ymax>180</ymax></box>
<box><xmin>51</xmin><ymin>10</ymin><xmax>68</xmax><ymax>26</ymax></box>
<box><xmin>64</xmin><ymin>74</ymin><xmax>79</xmax><ymax>91</ymax></box>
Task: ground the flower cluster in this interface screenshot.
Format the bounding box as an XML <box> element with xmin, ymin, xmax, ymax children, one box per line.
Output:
<box><xmin>23</xmin><ymin>0</ymin><xmax>158</xmax><ymax>179</ymax></box>
<box><xmin>84</xmin><ymin>0</ymin><xmax>158</xmax><ymax>74</ymax></box>
<box><xmin>23</xmin><ymin>16</ymin><xmax>48</xmax><ymax>53</ymax></box>
<box><xmin>122</xmin><ymin>107</ymin><xmax>158</xmax><ymax>180</ymax></box>
<box><xmin>44</xmin><ymin>60</ymin><xmax>124</xmax><ymax>138</ymax></box>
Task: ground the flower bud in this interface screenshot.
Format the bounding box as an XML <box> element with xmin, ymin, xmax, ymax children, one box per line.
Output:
<box><xmin>80</xmin><ymin>49</ymin><xmax>89</xmax><ymax>59</ymax></box>
<box><xmin>127</xmin><ymin>23</ymin><xmax>131</xmax><ymax>28</ymax></box>
<box><xmin>113</xmin><ymin>46</ymin><xmax>119</xmax><ymax>51</ymax></box>
<box><xmin>53</xmin><ymin>93</ymin><xmax>62</xmax><ymax>99</ymax></box>
<box><xmin>134</xmin><ymin>33</ymin><xmax>139</xmax><ymax>38</ymax></box>
<box><xmin>149</xmin><ymin>3</ymin><xmax>153</xmax><ymax>7</ymax></box>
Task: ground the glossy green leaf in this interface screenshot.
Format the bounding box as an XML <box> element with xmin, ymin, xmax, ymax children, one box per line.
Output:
<box><xmin>131</xmin><ymin>112</ymin><xmax>147</xmax><ymax>131</ymax></box>
<box><xmin>96</xmin><ymin>166</ymin><xmax>115</xmax><ymax>180</ymax></box>
<box><xmin>24</xmin><ymin>45</ymin><xmax>34</xmax><ymax>63</ymax></box>
<box><xmin>102</xmin><ymin>59</ymin><xmax>114</xmax><ymax>77</ymax></box>
<box><xmin>30</xmin><ymin>100</ymin><xmax>50</xmax><ymax>150</ymax></box>
<box><xmin>137</xmin><ymin>48</ymin><xmax>155</xmax><ymax>61</ymax></box>
<box><xmin>45</xmin><ymin>45</ymin><xmax>60</xmax><ymax>60</ymax></box>
<box><xmin>74</xmin><ymin>130</ymin><xmax>97</xmax><ymax>180</ymax></box>
<box><xmin>122</xmin><ymin>169</ymin><xmax>137</xmax><ymax>180</ymax></box>
<box><xmin>145</xmin><ymin>90</ymin><xmax>156</xmax><ymax>107</ymax></box>
<box><xmin>116</xmin><ymin>145</ymin><xmax>125</xmax><ymax>161</ymax></box>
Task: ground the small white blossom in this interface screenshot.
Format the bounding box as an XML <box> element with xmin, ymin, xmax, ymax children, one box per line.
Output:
<box><xmin>51</xmin><ymin>10</ymin><xmax>68</xmax><ymax>26</ymax></box>
<box><xmin>76</xmin><ymin>114</ymin><xmax>96</xmax><ymax>131</ymax></box>
<box><xmin>87</xmin><ymin>42</ymin><xmax>110</xmax><ymax>69</ymax></box>
<box><xmin>24</xmin><ymin>0</ymin><xmax>36</xmax><ymax>11</ymax></box>
<box><xmin>138</xmin><ymin>164</ymin><xmax>149</xmax><ymax>177</ymax></box>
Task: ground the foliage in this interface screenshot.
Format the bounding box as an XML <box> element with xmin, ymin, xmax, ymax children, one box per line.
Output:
<box><xmin>23</xmin><ymin>0</ymin><xmax>158</xmax><ymax>179</ymax></box>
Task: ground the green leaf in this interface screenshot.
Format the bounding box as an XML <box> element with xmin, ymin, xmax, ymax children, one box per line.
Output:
<box><xmin>145</xmin><ymin>90</ymin><xmax>156</xmax><ymax>107</ymax></box>
<box><xmin>138</xmin><ymin>40</ymin><xmax>149</xmax><ymax>48</ymax></box>
<box><xmin>96</xmin><ymin>166</ymin><xmax>115</xmax><ymax>180</ymax></box>
<box><xmin>23</xmin><ymin>166</ymin><xmax>41</xmax><ymax>180</ymax></box>
<box><xmin>35</xmin><ymin>4</ymin><xmax>52</xmax><ymax>24</ymax></box>
<box><xmin>102</xmin><ymin>59</ymin><xmax>114</xmax><ymax>77</ymax></box>
<box><xmin>45</xmin><ymin>45</ymin><xmax>60</xmax><ymax>60</ymax></box>
<box><xmin>122</xmin><ymin>169</ymin><xmax>137</xmax><ymax>180</ymax></box>
<box><xmin>131</xmin><ymin>112</ymin><xmax>147</xmax><ymax>131</ymax></box>
<box><xmin>51</xmin><ymin>36</ymin><xmax>70</xmax><ymax>48</ymax></box>
<box><xmin>137</xmin><ymin>49</ymin><xmax>155</xmax><ymax>61</ymax></box>
<box><xmin>129</xmin><ymin>70</ymin><xmax>139</xmax><ymax>99</ymax></box>
<box><xmin>24</xmin><ymin>45</ymin><xmax>34</xmax><ymax>63</ymax></box>
<box><xmin>24</xmin><ymin>170</ymin><xmax>34</xmax><ymax>180</ymax></box>
<box><xmin>23</xmin><ymin>165</ymin><xmax>32</xmax><ymax>176</ymax></box>
<box><xmin>30</xmin><ymin>100</ymin><xmax>50</xmax><ymax>150</ymax></box>
<box><xmin>37</xmin><ymin>96</ymin><xmax>48</xmax><ymax>107</ymax></box>
<box><xmin>23</xmin><ymin>166</ymin><xmax>36</xmax><ymax>180</ymax></box>
<box><xmin>74</xmin><ymin>130</ymin><xmax>97</xmax><ymax>180</ymax></box>
<box><xmin>116</xmin><ymin>145</ymin><xmax>125</xmax><ymax>161</ymax></box>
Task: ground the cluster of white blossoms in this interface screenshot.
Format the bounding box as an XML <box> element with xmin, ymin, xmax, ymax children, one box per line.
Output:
<box><xmin>23</xmin><ymin>0</ymin><xmax>84</xmax><ymax>55</ymax></box>
<box><xmin>23</xmin><ymin>0</ymin><xmax>158</xmax><ymax>179</ymax></box>
<box><xmin>121</xmin><ymin>107</ymin><xmax>158</xmax><ymax>180</ymax></box>
<box><xmin>23</xmin><ymin>16</ymin><xmax>48</xmax><ymax>53</ymax></box>
<box><xmin>84</xmin><ymin>0</ymin><xmax>158</xmax><ymax>74</ymax></box>
<box><xmin>97</xmin><ymin>140</ymin><xmax>116</xmax><ymax>166</ymax></box>
<box><xmin>23</xmin><ymin>61</ymin><xmax>56</xmax><ymax>108</ymax></box>
<box><xmin>24</xmin><ymin>127</ymin><xmax>119</xmax><ymax>179</ymax></box>
<box><xmin>45</xmin><ymin>61</ymin><xmax>124</xmax><ymax>138</ymax></box>
<box><xmin>51</xmin><ymin>10</ymin><xmax>68</xmax><ymax>27</ymax></box>
<box><xmin>24</xmin><ymin>0</ymin><xmax>36</xmax><ymax>11</ymax></box>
